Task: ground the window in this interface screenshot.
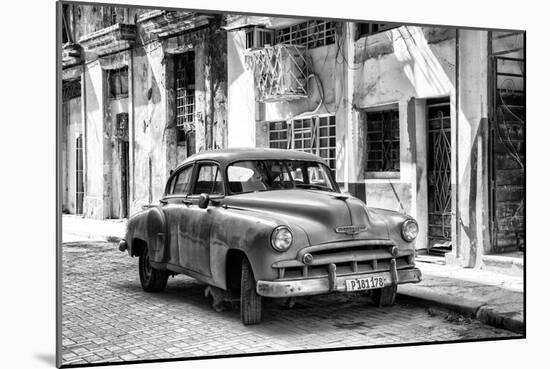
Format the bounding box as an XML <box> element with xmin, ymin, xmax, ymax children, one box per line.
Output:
<box><xmin>62</xmin><ymin>79</ymin><xmax>81</xmax><ymax>102</ymax></box>
<box><xmin>275</xmin><ymin>20</ymin><xmax>336</xmax><ymax>49</ymax></box>
<box><xmin>171</xmin><ymin>165</ymin><xmax>193</xmax><ymax>195</ymax></box>
<box><xmin>245</xmin><ymin>27</ymin><xmax>274</xmax><ymax>49</ymax></box>
<box><xmin>365</xmin><ymin>109</ymin><xmax>400</xmax><ymax>173</ymax></box>
<box><xmin>357</xmin><ymin>23</ymin><xmax>399</xmax><ymax>38</ymax></box>
<box><xmin>175</xmin><ymin>52</ymin><xmax>195</xmax><ymax>130</ymax></box>
<box><xmin>268</xmin><ymin>121</ymin><xmax>289</xmax><ymax>149</ymax></box>
<box><xmin>193</xmin><ymin>164</ymin><xmax>223</xmax><ymax>195</ymax></box>
<box><xmin>268</xmin><ymin>115</ymin><xmax>336</xmax><ymax>172</ymax></box>
<box><xmin>108</xmin><ymin>67</ymin><xmax>128</xmax><ymax>99</ymax></box>
<box><xmin>227</xmin><ymin>160</ymin><xmax>336</xmax><ymax>194</ymax></box>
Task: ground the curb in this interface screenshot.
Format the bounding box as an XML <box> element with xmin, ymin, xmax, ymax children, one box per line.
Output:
<box><xmin>398</xmin><ymin>290</ymin><xmax>524</xmax><ymax>334</ymax></box>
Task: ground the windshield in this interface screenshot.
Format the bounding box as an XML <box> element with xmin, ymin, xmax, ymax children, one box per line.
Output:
<box><xmin>226</xmin><ymin>160</ymin><xmax>337</xmax><ymax>194</ymax></box>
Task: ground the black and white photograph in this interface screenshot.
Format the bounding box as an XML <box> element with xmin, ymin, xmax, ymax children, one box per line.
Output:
<box><xmin>52</xmin><ymin>0</ymin><xmax>532</xmax><ymax>367</ymax></box>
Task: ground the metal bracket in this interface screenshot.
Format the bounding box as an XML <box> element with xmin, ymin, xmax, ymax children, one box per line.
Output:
<box><xmin>390</xmin><ymin>258</ymin><xmax>398</xmax><ymax>285</ymax></box>
<box><xmin>327</xmin><ymin>263</ymin><xmax>337</xmax><ymax>292</ymax></box>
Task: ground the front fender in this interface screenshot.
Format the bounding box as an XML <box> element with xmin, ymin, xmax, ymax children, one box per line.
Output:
<box><xmin>126</xmin><ymin>206</ymin><xmax>168</xmax><ymax>262</ymax></box>
<box><xmin>210</xmin><ymin>207</ymin><xmax>309</xmax><ymax>285</ymax></box>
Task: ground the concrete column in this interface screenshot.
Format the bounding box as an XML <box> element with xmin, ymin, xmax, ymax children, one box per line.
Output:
<box><xmin>414</xmin><ymin>99</ymin><xmax>429</xmax><ymax>251</ymax></box>
<box><xmin>83</xmin><ymin>60</ymin><xmax>106</xmax><ymax>219</ymax></box>
<box><xmin>227</xmin><ymin>30</ymin><xmax>256</xmax><ymax>148</ymax></box>
<box><xmin>446</xmin><ymin>29</ymin><xmax>490</xmax><ymax>267</ymax></box>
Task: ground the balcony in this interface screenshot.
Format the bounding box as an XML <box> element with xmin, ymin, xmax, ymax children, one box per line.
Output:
<box><xmin>78</xmin><ymin>23</ymin><xmax>137</xmax><ymax>56</ymax></box>
<box><xmin>137</xmin><ymin>10</ymin><xmax>213</xmax><ymax>39</ymax></box>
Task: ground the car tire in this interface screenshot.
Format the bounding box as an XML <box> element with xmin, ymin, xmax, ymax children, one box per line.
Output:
<box><xmin>240</xmin><ymin>257</ymin><xmax>263</xmax><ymax>325</ymax></box>
<box><xmin>372</xmin><ymin>284</ymin><xmax>397</xmax><ymax>307</ymax></box>
<box><xmin>139</xmin><ymin>247</ymin><xmax>169</xmax><ymax>292</ymax></box>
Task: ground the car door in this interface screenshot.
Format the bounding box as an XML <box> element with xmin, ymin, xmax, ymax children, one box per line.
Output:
<box><xmin>160</xmin><ymin>163</ymin><xmax>195</xmax><ymax>267</ymax></box>
<box><xmin>178</xmin><ymin>161</ymin><xmax>224</xmax><ymax>277</ymax></box>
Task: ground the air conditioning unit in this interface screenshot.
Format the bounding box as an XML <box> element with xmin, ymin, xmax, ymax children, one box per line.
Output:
<box><xmin>245</xmin><ymin>26</ymin><xmax>275</xmax><ymax>49</ymax></box>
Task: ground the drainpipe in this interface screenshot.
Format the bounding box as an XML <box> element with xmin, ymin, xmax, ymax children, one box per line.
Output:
<box><xmin>454</xmin><ymin>29</ymin><xmax>461</xmax><ymax>261</ymax></box>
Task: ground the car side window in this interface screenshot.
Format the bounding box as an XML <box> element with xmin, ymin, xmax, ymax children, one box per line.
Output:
<box><xmin>171</xmin><ymin>166</ymin><xmax>193</xmax><ymax>195</ymax></box>
<box><xmin>193</xmin><ymin>163</ymin><xmax>223</xmax><ymax>195</ymax></box>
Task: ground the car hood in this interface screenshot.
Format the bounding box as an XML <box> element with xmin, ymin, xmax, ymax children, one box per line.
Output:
<box><xmin>223</xmin><ymin>190</ymin><xmax>390</xmax><ymax>245</ymax></box>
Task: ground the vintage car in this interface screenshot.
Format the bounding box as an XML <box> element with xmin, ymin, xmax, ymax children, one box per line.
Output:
<box><xmin>119</xmin><ymin>148</ymin><xmax>422</xmax><ymax>325</ymax></box>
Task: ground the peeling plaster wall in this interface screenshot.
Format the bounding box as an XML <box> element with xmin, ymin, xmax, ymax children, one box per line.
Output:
<box><xmin>130</xmin><ymin>43</ymin><xmax>170</xmax><ymax>215</ymax></box>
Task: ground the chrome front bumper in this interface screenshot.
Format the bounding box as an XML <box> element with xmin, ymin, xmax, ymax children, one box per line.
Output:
<box><xmin>256</xmin><ymin>265</ymin><xmax>422</xmax><ymax>298</ymax></box>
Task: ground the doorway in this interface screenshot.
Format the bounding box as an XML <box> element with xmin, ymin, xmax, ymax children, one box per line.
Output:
<box><xmin>426</xmin><ymin>97</ymin><xmax>452</xmax><ymax>256</ymax></box>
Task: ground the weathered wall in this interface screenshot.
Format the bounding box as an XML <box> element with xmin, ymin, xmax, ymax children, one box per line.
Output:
<box><xmin>447</xmin><ymin>29</ymin><xmax>490</xmax><ymax>267</ymax></box>
<box><xmin>130</xmin><ymin>42</ymin><xmax>170</xmax><ymax>215</ymax></box>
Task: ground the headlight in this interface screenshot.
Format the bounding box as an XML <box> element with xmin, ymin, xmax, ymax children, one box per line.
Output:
<box><xmin>401</xmin><ymin>219</ymin><xmax>418</xmax><ymax>242</ymax></box>
<box><xmin>271</xmin><ymin>226</ymin><xmax>293</xmax><ymax>252</ymax></box>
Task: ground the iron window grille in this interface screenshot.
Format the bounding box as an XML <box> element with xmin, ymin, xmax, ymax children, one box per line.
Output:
<box><xmin>365</xmin><ymin>109</ymin><xmax>400</xmax><ymax>172</ymax></box>
<box><xmin>357</xmin><ymin>23</ymin><xmax>399</xmax><ymax>38</ymax></box>
<box><xmin>275</xmin><ymin>20</ymin><xmax>336</xmax><ymax>49</ymax></box>
<box><xmin>175</xmin><ymin>52</ymin><xmax>195</xmax><ymax>131</ymax></box>
<box><xmin>108</xmin><ymin>67</ymin><xmax>129</xmax><ymax>99</ymax></box>
<box><xmin>268</xmin><ymin>115</ymin><xmax>336</xmax><ymax>172</ymax></box>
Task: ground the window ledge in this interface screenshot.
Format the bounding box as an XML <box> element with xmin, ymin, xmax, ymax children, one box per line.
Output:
<box><xmin>364</xmin><ymin>171</ymin><xmax>400</xmax><ymax>180</ymax></box>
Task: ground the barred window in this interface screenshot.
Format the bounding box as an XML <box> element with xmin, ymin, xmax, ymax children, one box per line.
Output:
<box><xmin>175</xmin><ymin>52</ymin><xmax>195</xmax><ymax>130</ymax></box>
<box><xmin>108</xmin><ymin>67</ymin><xmax>128</xmax><ymax>99</ymax></box>
<box><xmin>365</xmin><ymin>109</ymin><xmax>400</xmax><ymax>172</ymax></box>
<box><xmin>357</xmin><ymin>23</ymin><xmax>399</xmax><ymax>38</ymax></box>
<box><xmin>268</xmin><ymin>115</ymin><xmax>336</xmax><ymax>172</ymax></box>
<box><xmin>268</xmin><ymin>121</ymin><xmax>289</xmax><ymax>149</ymax></box>
<box><xmin>275</xmin><ymin>20</ymin><xmax>336</xmax><ymax>49</ymax></box>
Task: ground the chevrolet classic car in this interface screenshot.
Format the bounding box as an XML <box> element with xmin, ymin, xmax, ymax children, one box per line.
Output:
<box><xmin>119</xmin><ymin>148</ymin><xmax>422</xmax><ymax>325</ymax></box>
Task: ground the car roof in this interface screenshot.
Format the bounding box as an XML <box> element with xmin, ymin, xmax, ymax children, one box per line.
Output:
<box><xmin>174</xmin><ymin>148</ymin><xmax>326</xmax><ymax>171</ymax></box>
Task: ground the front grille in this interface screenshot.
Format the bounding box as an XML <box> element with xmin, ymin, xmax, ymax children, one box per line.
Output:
<box><xmin>274</xmin><ymin>243</ymin><xmax>414</xmax><ymax>280</ymax></box>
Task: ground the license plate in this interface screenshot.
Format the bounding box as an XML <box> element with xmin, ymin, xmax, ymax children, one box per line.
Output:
<box><xmin>345</xmin><ymin>275</ymin><xmax>385</xmax><ymax>291</ymax></box>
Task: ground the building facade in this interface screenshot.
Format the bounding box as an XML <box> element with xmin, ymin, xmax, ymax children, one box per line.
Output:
<box><xmin>61</xmin><ymin>4</ymin><xmax>228</xmax><ymax>219</ymax></box>
<box><xmin>224</xmin><ymin>16</ymin><xmax>525</xmax><ymax>267</ymax></box>
<box><xmin>61</xmin><ymin>5</ymin><xmax>525</xmax><ymax>268</ymax></box>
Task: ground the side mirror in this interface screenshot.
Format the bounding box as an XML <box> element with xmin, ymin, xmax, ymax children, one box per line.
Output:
<box><xmin>198</xmin><ymin>193</ymin><xmax>210</xmax><ymax>209</ymax></box>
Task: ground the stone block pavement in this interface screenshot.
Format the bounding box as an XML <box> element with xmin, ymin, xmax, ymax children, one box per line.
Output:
<box><xmin>61</xmin><ymin>239</ymin><xmax>520</xmax><ymax>366</ymax></box>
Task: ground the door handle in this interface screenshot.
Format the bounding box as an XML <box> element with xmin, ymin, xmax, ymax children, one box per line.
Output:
<box><xmin>159</xmin><ymin>199</ymin><xmax>168</xmax><ymax>205</ymax></box>
<box><xmin>182</xmin><ymin>199</ymin><xmax>192</xmax><ymax>205</ymax></box>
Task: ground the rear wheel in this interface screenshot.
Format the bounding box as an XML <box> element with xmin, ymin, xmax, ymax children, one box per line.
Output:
<box><xmin>139</xmin><ymin>247</ymin><xmax>169</xmax><ymax>292</ymax></box>
<box><xmin>372</xmin><ymin>285</ymin><xmax>397</xmax><ymax>307</ymax></box>
<box><xmin>240</xmin><ymin>258</ymin><xmax>263</xmax><ymax>325</ymax></box>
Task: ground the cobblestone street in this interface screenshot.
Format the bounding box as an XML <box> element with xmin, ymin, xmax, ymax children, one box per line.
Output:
<box><xmin>61</xmin><ymin>241</ymin><xmax>520</xmax><ymax>366</ymax></box>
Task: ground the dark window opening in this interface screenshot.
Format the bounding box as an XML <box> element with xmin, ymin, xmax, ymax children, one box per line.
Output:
<box><xmin>62</xmin><ymin>78</ymin><xmax>81</xmax><ymax>102</ymax></box>
<box><xmin>357</xmin><ymin>23</ymin><xmax>399</xmax><ymax>38</ymax></box>
<box><xmin>108</xmin><ymin>67</ymin><xmax>129</xmax><ymax>99</ymax></box>
<box><xmin>365</xmin><ymin>109</ymin><xmax>400</xmax><ymax>172</ymax></box>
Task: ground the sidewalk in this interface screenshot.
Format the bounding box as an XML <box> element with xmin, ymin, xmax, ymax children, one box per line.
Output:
<box><xmin>399</xmin><ymin>258</ymin><xmax>524</xmax><ymax>334</ymax></box>
<box><xmin>62</xmin><ymin>215</ymin><xmax>126</xmax><ymax>243</ymax></box>
<box><xmin>61</xmin><ymin>215</ymin><xmax>524</xmax><ymax>334</ymax></box>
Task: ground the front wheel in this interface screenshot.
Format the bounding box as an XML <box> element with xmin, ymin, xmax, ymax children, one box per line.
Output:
<box><xmin>372</xmin><ymin>285</ymin><xmax>397</xmax><ymax>307</ymax></box>
<box><xmin>240</xmin><ymin>258</ymin><xmax>263</xmax><ymax>325</ymax></box>
<box><xmin>139</xmin><ymin>247</ymin><xmax>169</xmax><ymax>292</ymax></box>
